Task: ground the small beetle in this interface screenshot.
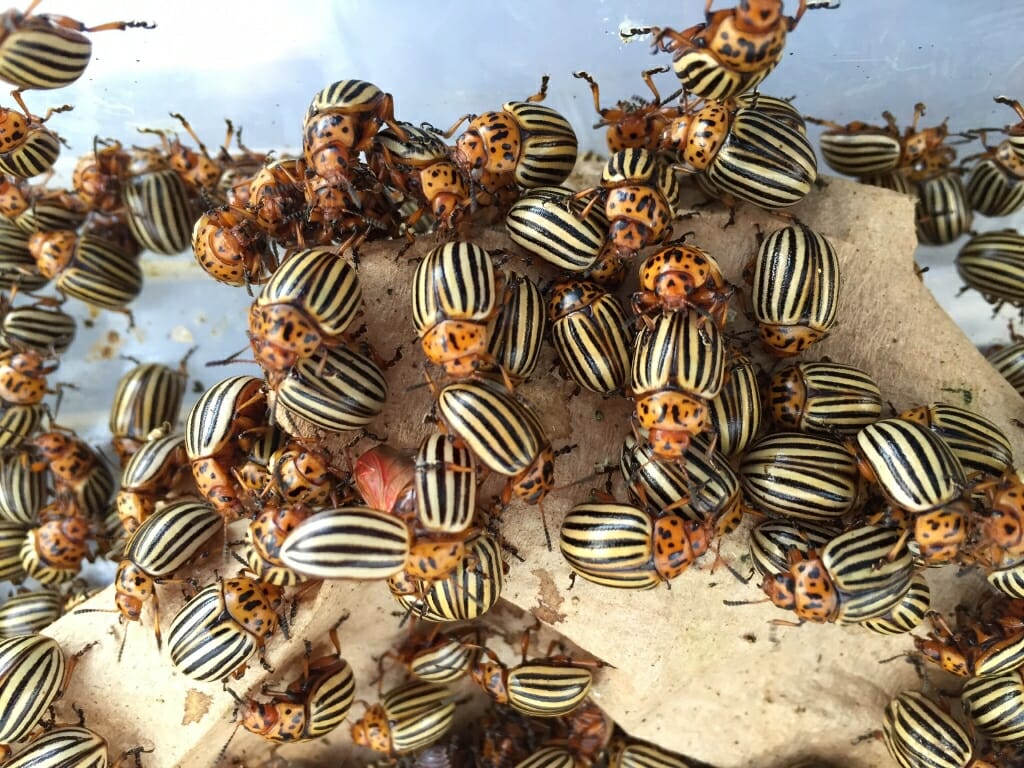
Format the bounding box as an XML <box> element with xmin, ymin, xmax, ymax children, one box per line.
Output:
<box><xmin>0</xmin><ymin>98</ymin><xmax>69</xmax><ymax>179</ymax></box>
<box><xmin>0</xmin><ymin>218</ymin><xmax>45</xmax><ymax>291</ymax></box>
<box><xmin>914</xmin><ymin>596</ymin><xmax>1024</xmax><ymax>679</ymax></box>
<box><xmin>2</xmin><ymin>725</ymin><xmax>109</xmax><ymax>768</ymax></box>
<box><xmin>0</xmin><ymin>448</ymin><xmax>45</xmax><ymax>525</ymax></box>
<box><xmin>629</xmin><ymin>308</ymin><xmax>726</xmax><ymax>460</ymax></box>
<box><xmin>230</xmin><ymin>624</ymin><xmax>355</xmax><ymax>744</ymax></box>
<box><xmin>0</xmin><ymin>348</ymin><xmax>56</xmax><ymax>406</ymax></box>
<box><xmin>883</xmin><ymin>691</ymin><xmax>979</xmax><ymax>768</ymax></box>
<box><xmin>244</xmin><ymin>501</ymin><xmax>315</xmax><ymax>586</ymax></box>
<box><xmin>71</xmin><ymin>139</ymin><xmax>131</xmax><ymax>213</ymax></box>
<box><xmin>961</xmin><ymin>668</ymin><xmax>1024</xmax><ymax>743</ymax></box>
<box><xmin>0</xmin><ymin>588</ymin><xmax>61</xmax><ymax>637</ymax></box>
<box><xmin>899</xmin><ymin>402</ymin><xmax>1012</xmax><ymax>479</ymax></box>
<box><xmin>249</xmin><ymin>247</ymin><xmax>362</xmax><ymax>384</ymax></box>
<box><xmin>414</xmin><ymin>432</ymin><xmax>477</xmax><ymax>535</ymax></box>
<box><xmin>0</xmin><ymin>402</ymin><xmax>43</xmax><ymax>452</ymax></box>
<box><xmin>957</xmin><ymin>230</ymin><xmax>1024</xmax><ymax>314</ymax></box>
<box><xmin>916</xmin><ymin>171</ymin><xmax>973</xmax><ymax>247</ymax></box>
<box><xmin>707</xmin><ymin>351</ymin><xmax>762</xmax><ymax>457</ymax></box>
<box><xmin>122</xmin><ymin>166</ymin><xmax>195</xmax><ymax>256</ymax></box>
<box><xmin>378</xmin><ymin>625</ymin><xmax>479</xmax><ymax>687</ymax></box>
<box><xmin>573</xmin><ymin>67</ymin><xmax>683</xmax><ymax>153</ymax></box>
<box><xmin>246</xmin><ymin>157</ymin><xmax>308</xmax><ymax>244</ymax></box>
<box><xmin>747</xmin><ymin>224</ymin><xmax>839</xmax><ymax>356</ymax></box>
<box><xmin>632</xmin><ymin>242</ymin><xmax>735</xmax><ymax>329</ymax></box>
<box><xmin>0</xmin><ymin>300</ymin><xmax>76</xmax><ymax>355</ymax></box>
<box><xmin>548</xmin><ymin>280</ymin><xmax>633</xmax><ymax>396</ymax></box>
<box><xmin>650</xmin><ymin>1</ymin><xmax>808</xmax><ymax>101</ymax></box>
<box><xmin>485</xmin><ymin>272</ymin><xmax>546</xmax><ymax>385</ymax></box>
<box><xmin>806</xmin><ymin>112</ymin><xmax>903</xmax><ymax>178</ymax></box>
<box><xmin>114</xmin><ymin>431</ymin><xmax>192</xmax><ymax>533</ymax></box>
<box><xmin>448</xmin><ymin>77</ymin><xmax>578</xmax><ymax>190</ymax></box>
<box><xmin>860</xmin><ymin>572</ymin><xmax>931</xmax><ymax>635</ymax></box>
<box><xmin>20</xmin><ymin>511</ymin><xmax>92</xmax><ymax>584</ymax></box>
<box><xmin>350</xmin><ymin>681</ymin><xmax>456</xmax><ymax>756</ymax></box>
<box><xmin>108</xmin><ymin>361</ymin><xmax>187</xmax><ymax>465</ymax></box>
<box><xmin>0</xmin><ymin>633</ymin><xmax>68</xmax><ymax>759</ymax></box>
<box><xmin>191</xmin><ymin>204</ymin><xmax>275</xmax><ymax>287</ymax></box>
<box><xmin>0</xmin><ymin>3</ymin><xmax>153</xmax><ymax>91</ymax></box>
<box><xmin>266</xmin><ymin>439</ymin><xmax>338</xmax><ymax>507</ymax></box>
<box><xmin>166</xmin><ymin>574</ymin><xmax>285</xmax><ymax>682</ymax></box>
<box><xmin>766</xmin><ymin>361</ymin><xmax>882</xmax><ymax>436</ymax></box>
<box><xmin>748</xmin><ymin>519</ymin><xmax>839</xmax><ymax>580</ymax></box>
<box><xmin>965</xmin><ymin>129</ymin><xmax>1024</xmax><ymax>218</ymax></box>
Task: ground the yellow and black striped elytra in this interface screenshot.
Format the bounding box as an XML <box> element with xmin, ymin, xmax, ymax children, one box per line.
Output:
<box><xmin>485</xmin><ymin>272</ymin><xmax>546</xmax><ymax>384</ymax></box>
<box><xmin>915</xmin><ymin>172</ymin><xmax>972</xmax><ymax>247</ymax></box>
<box><xmin>596</xmin><ymin>148</ymin><xmax>674</xmax><ymax>256</ymax></box>
<box><xmin>513</xmin><ymin>746</ymin><xmax>575</xmax><ymax>768</ymax></box>
<box><xmin>899</xmin><ymin>402</ymin><xmax>1013</xmax><ymax>478</ymax></box>
<box><xmin>989</xmin><ymin>560</ymin><xmax>1024</xmax><ymax>600</ymax></box>
<box><xmin>251</xmin><ymin>246</ymin><xmax>363</xmax><ymax>376</ymax></box>
<box><xmin>436</xmin><ymin>379</ymin><xmax>553</xmax><ymax>504</ymax></box>
<box><xmin>961</xmin><ymin>670</ymin><xmax>1024</xmax><ymax>743</ymax></box>
<box><xmin>620</xmin><ymin>433</ymin><xmax>740</xmax><ymax>535</ymax></box>
<box><xmin>883</xmin><ymin>691</ymin><xmax>974</xmax><ymax>768</ymax></box>
<box><xmin>500</xmin><ymin>100</ymin><xmax>578</xmax><ymax>188</ymax></box>
<box><xmin>0</xmin><ymin>219</ymin><xmax>46</xmax><ymax>292</ymax></box>
<box><xmin>814</xmin><ymin>121</ymin><xmax>902</xmax><ymax>178</ymax></box>
<box><xmin>274</xmin><ymin>344</ymin><xmax>387</xmax><ymax>432</ymax></box>
<box><xmin>750</xmin><ymin>224</ymin><xmax>839</xmax><ymax>357</ymax></box>
<box><xmin>855</xmin><ymin>418</ymin><xmax>967</xmax><ymax>514</ymax></box>
<box><xmin>739</xmin><ymin>432</ymin><xmax>863</xmax><ymax>522</ymax></box>
<box><xmin>0</xmin><ymin>633</ymin><xmax>67</xmax><ymax>750</ymax></box>
<box><xmin>505</xmin><ymin>187</ymin><xmax>609</xmax><ymax>273</ymax></box>
<box><xmin>48</xmin><ymin>233</ymin><xmax>143</xmax><ymax>312</ymax></box>
<box><xmin>476</xmin><ymin>657</ymin><xmax>594</xmax><ymax>718</ymax></box>
<box><xmin>859</xmin><ymin>572</ymin><xmax>931</xmax><ymax>635</ymax></box>
<box><xmin>549</xmin><ymin>280</ymin><xmax>633</xmax><ymax>396</ymax></box>
<box><xmin>279</xmin><ymin>506</ymin><xmax>409</xmax><ymax>581</ymax></box>
<box><xmin>2</xmin><ymin>726</ymin><xmax>107</xmax><ymax>768</ymax></box>
<box><xmin>819</xmin><ymin>525</ymin><xmax>913</xmax><ymax>594</ymax></box>
<box><xmin>391</xmin><ymin>531</ymin><xmax>504</xmax><ymax>622</ymax></box>
<box><xmin>611</xmin><ymin>738</ymin><xmax>696</xmax><ymax>768</ymax></box>
<box><xmin>0</xmin><ymin>111</ymin><xmax>61</xmax><ymax>180</ymax></box>
<box><xmin>0</xmin><ymin>403</ymin><xmax>43</xmax><ymax>451</ymax></box>
<box><xmin>414</xmin><ymin>432</ymin><xmax>476</xmax><ymax>535</ymax></box>
<box><xmin>707</xmin><ymin>353</ymin><xmax>762</xmax><ymax>457</ymax></box>
<box><xmin>351</xmin><ymin>681</ymin><xmax>456</xmax><ymax>755</ymax></box>
<box><xmin>560</xmin><ymin>502</ymin><xmax>655</xmax><ymax>579</ymax></box>
<box><xmin>121</xmin><ymin>500</ymin><xmax>221</xmax><ymax>580</ymax></box>
<box><xmin>0</xmin><ymin>8</ymin><xmax>152</xmax><ymax>91</ymax></box>
<box><xmin>404</xmin><ymin>633</ymin><xmax>478</xmax><ymax>685</ymax></box>
<box><xmin>988</xmin><ymin>341</ymin><xmax>1024</xmax><ymax>397</ymax></box>
<box><xmin>748</xmin><ymin>519</ymin><xmax>839</xmax><ymax>580</ymax></box>
<box><xmin>0</xmin><ymin>302</ymin><xmax>76</xmax><ymax>355</ymax></box>
<box><xmin>767</xmin><ymin>361</ymin><xmax>882</xmax><ymax>436</ymax></box>
<box><xmin>11</xmin><ymin>192</ymin><xmax>87</xmax><ymax>235</ymax></box>
<box><xmin>115</xmin><ymin>432</ymin><xmax>188</xmax><ymax>531</ymax></box>
<box><xmin>966</xmin><ymin>157</ymin><xmax>1024</xmax><ymax>218</ymax></box>
<box><xmin>109</xmin><ymin>362</ymin><xmax>186</xmax><ymax>461</ymax></box>
<box><xmin>704</xmin><ymin>106</ymin><xmax>817</xmax><ymax>209</ymax></box>
<box><xmin>185</xmin><ymin>375</ymin><xmax>265</xmax><ymax>461</ymax></box>
<box><xmin>957</xmin><ymin>229</ymin><xmax>1024</xmax><ymax>311</ymax></box>
<box><xmin>0</xmin><ymin>589</ymin><xmax>61</xmax><ymax>638</ymax></box>
<box><xmin>0</xmin><ymin>450</ymin><xmax>45</xmax><ymax>525</ymax></box>
<box><xmin>122</xmin><ymin>168</ymin><xmax>194</xmax><ymax>255</ymax></box>
<box><xmin>0</xmin><ymin>522</ymin><xmax>29</xmax><ymax>584</ymax></box>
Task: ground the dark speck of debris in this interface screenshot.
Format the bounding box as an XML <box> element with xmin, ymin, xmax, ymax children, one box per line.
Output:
<box><xmin>593</xmin><ymin>410</ymin><xmax>603</xmax><ymax>421</ymax></box>
<box><xmin>742</xmin><ymin>633</ymin><xmax>757</xmax><ymax>643</ymax></box>
<box><xmin>192</xmin><ymin>381</ymin><xmax>205</xmax><ymax>393</ymax></box>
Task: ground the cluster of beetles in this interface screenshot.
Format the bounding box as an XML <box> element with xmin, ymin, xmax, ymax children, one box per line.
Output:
<box><xmin>2</xmin><ymin>1</ymin><xmax>1024</xmax><ymax>767</ymax></box>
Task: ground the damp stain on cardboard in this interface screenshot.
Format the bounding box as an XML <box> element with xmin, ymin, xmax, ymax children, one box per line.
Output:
<box><xmin>182</xmin><ymin>689</ymin><xmax>213</xmax><ymax>726</ymax></box>
<box><xmin>532</xmin><ymin>568</ymin><xmax>567</xmax><ymax>624</ymax></box>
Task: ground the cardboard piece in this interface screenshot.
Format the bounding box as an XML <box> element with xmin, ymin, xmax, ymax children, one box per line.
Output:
<box><xmin>38</xmin><ymin>168</ymin><xmax>1024</xmax><ymax>767</ymax></box>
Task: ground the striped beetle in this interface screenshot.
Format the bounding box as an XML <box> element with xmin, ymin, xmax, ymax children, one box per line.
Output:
<box><xmin>185</xmin><ymin>375</ymin><xmax>267</xmax><ymax>520</ymax></box>
<box><xmin>987</xmin><ymin>341</ymin><xmax>1024</xmax><ymax>397</ymax></box>
<box><xmin>965</xmin><ymin>135</ymin><xmax>1024</xmax><ymax>218</ymax></box>
<box><xmin>961</xmin><ymin>668</ymin><xmax>1024</xmax><ymax>743</ymax></box>
<box><xmin>574</xmin><ymin>67</ymin><xmax>684</xmax><ymax>153</ymax></box>
<box><xmin>899</xmin><ymin>402</ymin><xmax>1013</xmax><ymax>479</ymax></box>
<box><xmin>191</xmin><ymin>204</ymin><xmax>275</xmax><ymax>287</ymax></box>
<box><xmin>8</xmin><ymin>185</ymin><xmax>86</xmax><ymax>234</ymax></box>
<box><xmin>549</xmin><ymin>280</ymin><xmax>633</xmax><ymax>396</ymax></box>
<box><xmin>378</xmin><ymin>625</ymin><xmax>479</xmax><ymax>687</ymax></box>
<box><xmin>707</xmin><ymin>352</ymin><xmax>762</xmax><ymax>457</ymax></box>
<box><xmin>610</xmin><ymin>737</ymin><xmax>697</xmax><ymax>768</ymax></box>
<box><xmin>114</xmin><ymin>431</ymin><xmax>191</xmax><ymax>533</ymax></box>
<box><xmin>916</xmin><ymin>172</ymin><xmax>973</xmax><ymax>246</ymax></box>
<box><xmin>513</xmin><ymin>747</ymin><xmax>575</xmax><ymax>768</ymax></box>
<box><xmin>649</xmin><ymin>1</ymin><xmax>807</xmax><ymax>101</ymax></box>
<box><xmin>415</xmin><ymin>432</ymin><xmax>476</xmax><ymax>535</ymax></box>
<box><xmin>27</xmin><ymin>230</ymin><xmax>142</xmax><ymax>318</ymax></box>
<box><xmin>0</xmin><ymin>3</ymin><xmax>153</xmax><ymax>91</ymax></box>
<box><xmin>266</xmin><ymin>439</ymin><xmax>339</xmax><ymax>507</ymax></box>
<box><xmin>883</xmin><ymin>691</ymin><xmax>978</xmax><ymax>768</ymax></box>
<box><xmin>437</xmin><ymin>379</ymin><xmax>554</xmax><ymax>506</ymax></box>
<box><xmin>107</xmin><ymin>500</ymin><xmax>221</xmax><ymax>650</ymax></box>
<box><xmin>747</xmin><ymin>224</ymin><xmax>839</xmax><ymax>356</ymax></box>
<box><xmin>0</xmin><ymin>447</ymin><xmax>46</xmax><ymax>524</ymax></box>
<box><xmin>0</xmin><ymin>99</ymin><xmax>68</xmax><ymax>180</ymax></box>
<box><xmin>767</xmin><ymin>360</ymin><xmax>882</xmax><ymax>436</ymax></box>
<box><xmin>108</xmin><ymin>361</ymin><xmax>187</xmax><ymax>464</ymax></box>
<box><xmin>273</xmin><ymin>343</ymin><xmax>387</xmax><ymax>433</ymax></box>
<box><xmin>632</xmin><ymin>242</ymin><xmax>735</xmax><ymax>329</ymax></box>
<box><xmin>233</xmin><ymin>424</ymin><xmax>287</xmax><ymax>500</ymax></box>
<box><xmin>389</xmin><ymin>530</ymin><xmax>505</xmax><ymax>622</ymax></box>
<box><xmin>739</xmin><ymin>432</ymin><xmax>863</xmax><ymax>523</ymax></box>
<box><xmin>485</xmin><ymin>272</ymin><xmax>546</xmax><ymax>385</ymax></box>
<box><xmin>350</xmin><ymin>681</ymin><xmax>456</xmax><ymax>756</ymax></box>
<box><xmin>748</xmin><ymin>519</ymin><xmax>839</xmax><ymax>580</ymax></box>
<box><xmin>854</xmin><ymin>418</ymin><xmax>969</xmax><ymax>563</ymax></box>
<box><xmin>957</xmin><ymin>230</ymin><xmax>1024</xmax><ymax>313</ymax></box>
<box><xmin>630</xmin><ymin>308</ymin><xmax>726</xmax><ymax>460</ymax></box>
<box><xmin>760</xmin><ymin>524</ymin><xmax>915</xmax><ymax>623</ymax></box>
<box><xmin>244</xmin><ymin>501</ymin><xmax>315</xmax><ymax>587</ymax></box>
<box><xmin>0</xmin><ymin>218</ymin><xmax>45</xmax><ymax>292</ymax></box>
<box><xmin>560</xmin><ymin>501</ymin><xmax>712</xmax><ymax>591</ymax></box>
<box><xmin>914</xmin><ymin>595</ymin><xmax>1024</xmax><ymax>678</ymax></box>
<box><xmin>0</xmin><ymin>588</ymin><xmax>61</xmax><ymax>637</ymax></box>
<box><xmin>0</xmin><ymin>403</ymin><xmax>44</xmax><ymax>451</ymax></box>
<box><xmin>249</xmin><ymin>246</ymin><xmax>362</xmax><ymax>384</ymax></box>
<box><xmin>122</xmin><ymin>166</ymin><xmax>194</xmax><ymax>256</ymax></box>
<box><xmin>448</xmin><ymin>77</ymin><xmax>578</xmax><ymax>190</ymax></box>
<box><xmin>621</xmin><ymin>432</ymin><xmax>742</xmax><ymax>536</ymax></box>
<box><xmin>166</xmin><ymin>574</ymin><xmax>285</xmax><ymax>682</ymax></box>
<box><xmin>412</xmin><ymin>241</ymin><xmax>503</xmax><ymax>380</ymax></box>
<box><xmin>0</xmin><ymin>521</ymin><xmax>29</xmax><ymax>583</ymax></box>
<box><xmin>228</xmin><ymin>623</ymin><xmax>355</xmax><ymax>745</ymax></box>
<box><xmin>807</xmin><ymin>112</ymin><xmax>903</xmax><ymax>178</ymax></box>
<box><xmin>304</xmin><ymin>80</ymin><xmax>406</xmax><ymax>184</ymax></box>
<box><xmin>662</xmin><ymin>100</ymin><xmax>817</xmax><ymax>209</ymax></box>
<box><xmin>0</xmin><ymin>632</ymin><xmax>69</xmax><ymax>758</ymax></box>
<box><xmin>0</xmin><ymin>300</ymin><xmax>76</xmax><ymax>355</ymax></box>
<box><xmin>2</xmin><ymin>725</ymin><xmax>109</xmax><ymax>768</ymax></box>
<box><xmin>860</xmin><ymin>572</ymin><xmax>931</xmax><ymax>635</ymax></box>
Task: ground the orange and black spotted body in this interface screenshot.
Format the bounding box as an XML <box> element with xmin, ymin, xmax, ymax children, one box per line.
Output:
<box><xmin>245</xmin><ymin>501</ymin><xmax>315</xmax><ymax>586</ymax></box>
<box><xmin>663</xmin><ymin>101</ymin><xmax>731</xmax><ymax>172</ymax></box>
<box><xmin>71</xmin><ymin>141</ymin><xmax>131</xmax><ymax>212</ymax></box>
<box><xmin>268</xmin><ymin>442</ymin><xmax>336</xmax><ymax>506</ymax></box>
<box><xmin>29</xmin><ymin>431</ymin><xmax>95</xmax><ymax>490</ymax></box>
<box><xmin>976</xmin><ymin>472</ymin><xmax>1024</xmax><ymax>568</ymax></box>
<box><xmin>249</xmin><ymin>247</ymin><xmax>362</xmax><ymax>385</ymax></box>
<box><xmin>350</xmin><ymin>681</ymin><xmax>456</xmax><ymax>756</ymax></box>
<box><xmin>575</xmin><ymin>68</ymin><xmax>684</xmax><ymax>154</ymax></box>
<box><xmin>412</xmin><ymin>242</ymin><xmax>504</xmax><ymax>378</ymax></box>
<box><xmin>650</xmin><ymin>0</ymin><xmax>805</xmax><ymax>100</ymax></box>
<box><xmin>471</xmin><ymin>650</ymin><xmax>595</xmax><ymax>719</ymax></box>
<box><xmin>191</xmin><ymin>205</ymin><xmax>274</xmax><ymax>287</ymax></box>
<box><xmin>652</xmin><ymin>513</ymin><xmax>711</xmax><ymax>580</ymax></box>
<box><xmin>914</xmin><ymin>596</ymin><xmax>1024</xmax><ymax>678</ymax></box>
<box><xmin>587</xmin><ymin>148</ymin><xmax>673</xmax><ymax>259</ymax></box>
<box><xmin>246</xmin><ymin>159</ymin><xmax>307</xmax><ymax>243</ymax></box>
<box><xmin>632</xmin><ymin>243</ymin><xmax>734</xmax><ymax>327</ymax></box>
<box><xmin>221</xmin><ymin>576</ymin><xmax>284</xmax><ymax>649</ymax></box>
<box><xmin>21</xmin><ymin>513</ymin><xmax>91</xmax><ymax>584</ymax></box>
<box><xmin>0</xmin><ymin>176</ymin><xmax>29</xmax><ymax>218</ymax></box>
<box><xmin>763</xmin><ymin>549</ymin><xmax>838</xmax><ymax>622</ymax></box>
<box><xmin>0</xmin><ymin>349</ymin><xmax>54</xmax><ymax>405</ymax></box>
<box><xmin>0</xmin><ymin>104</ymin><xmax>64</xmax><ymax>180</ymax></box>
